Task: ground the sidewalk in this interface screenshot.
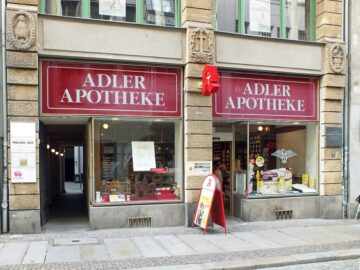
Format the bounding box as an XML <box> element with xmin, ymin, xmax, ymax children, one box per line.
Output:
<box><xmin>0</xmin><ymin>218</ymin><xmax>359</xmax><ymax>269</ymax></box>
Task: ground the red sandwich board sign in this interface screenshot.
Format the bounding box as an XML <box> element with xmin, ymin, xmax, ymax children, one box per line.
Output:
<box><xmin>192</xmin><ymin>174</ymin><xmax>227</xmax><ymax>235</ymax></box>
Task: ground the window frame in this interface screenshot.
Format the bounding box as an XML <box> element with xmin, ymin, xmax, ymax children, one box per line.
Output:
<box><xmin>39</xmin><ymin>0</ymin><xmax>182</xmax><ymax>27</ymax></box>
<box><xmin>224</xmin><ymin>0</ymin><xmax>316</xmax><ymax>41</ymax></box>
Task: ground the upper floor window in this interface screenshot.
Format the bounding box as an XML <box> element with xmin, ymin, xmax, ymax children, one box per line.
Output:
<box><xmin>40</xmin><ymin>0</ymin><xmax>180</xmax><ymax>27</ymax></box>
<box><xmin>214</xmin><ymin>0</ymin><xmax>316</xmax><ymax>41</ymax></box>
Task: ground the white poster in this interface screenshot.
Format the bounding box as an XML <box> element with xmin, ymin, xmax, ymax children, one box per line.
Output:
<box><xmin>187</xmin><ymin>161</ymin><xmax>212</xmax><ymax>176</ymax></box>
<box><xmin>250</xmin><ymin>0</ymin><xmax>271</xmax><ymax>33</ymax></box>
<box><xmin>131</xmin><ymin>141</ymin><xmax>156</xmax><ymax>172</ymax></box>
<box><xmin>99</xmin><ymin>0</ymin><xmax>126</xmax><ymax>17</ymax></box>
<box><xmin>10</xmin><ymin>122</ymin><xmax>37</xmax><ymax>183</ymax></box>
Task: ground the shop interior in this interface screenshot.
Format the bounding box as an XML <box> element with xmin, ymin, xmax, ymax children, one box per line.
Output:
<box><xmin>39</xmin><ymin>119</ymin><xmax>89</xmax><ymax>230</ymax></box>
<box><xmin>213</xmin><ymin>121</ymin><xmax>318</xmax><ymax>217</ymax></box>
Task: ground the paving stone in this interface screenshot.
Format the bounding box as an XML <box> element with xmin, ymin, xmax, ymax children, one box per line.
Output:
<box><xmin>80</xmin><ymin>244</ymin><xmax>110</xmax><ymax>261</ymax></box>
<box><xmin>0</xmin><ymin>242</ymin><xmax>29</xmax><ymax>265</ymax></box>
<box><xmin>131</xmin><ymin>236</ymin><xmax>170</xmax><ymax>257</ymax></box>
<box><xmin>205</xmin><ymin>233</ymin><xmax>257</xmax><ymax>252</ymax></box>
<box><xmin>232</xmin><ymin>231</ymin><xmax>282</xmax><ymax>249</ymax></box>
<box><xmin>252</xmin><ymin>229</ymin><xmax>310</xmax><ymax>247</ymax></box>
<box><xmin>45</xmin><ymin>245</ymin><xmax>81</xmax><ymax>263</ymax></box>
<box><xmin>22</xmin><ymin>241</ymin><xmax>47</xmax><ymax>264</ymax></box>
<box><xmin>319</xmin><ymin>224</ymin><xmax>360</xmax><ymax>238</ymax></box>
<box><xmin>104</xmin><ymin>238</ymin><xmax>141</xmax><ymax>260</ymax></box>
<box><xmin>176</xmin><ymin>234</ymin><xmax>223</xmax><ymax>254</ymax></box>
<box><xmin>53</xmin><ymin>237</ymin><xmax>99</xmax><ymax>246</ymax></box>
<box><xmin>153</xmin><ymin>235</ymin><xmax>195</xmax><ymax>256</ymax></box>
<box><xmin>278</xmin><ymin>226</ymin><xmax>357</xmax><ymax>244</ymax></box>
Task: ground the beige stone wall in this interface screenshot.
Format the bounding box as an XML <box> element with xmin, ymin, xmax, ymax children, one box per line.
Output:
<box><xmin>317</xmin><ymin>0</ymin><xmax>345</xmax><ymax>196</ymax></box>
<box><xmin>182</xmin><ymin>1</ymin><xmax>213</xmax><ymax>206</ymax></box>
<box><xmin>6</xmin><ymin>1</ymin><xmax>40</xmax><ymax>230</ymax></box>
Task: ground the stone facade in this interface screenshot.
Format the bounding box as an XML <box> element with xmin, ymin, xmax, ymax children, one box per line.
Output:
<box><xmin>6</xmin><ymin>1</ymin><xmax>40</xmax><ymax>233</ymax></box>
<box><xmin>2</xmin><ymin>0</ymin><xmax>347</xmax><ymax>233</ymax></box>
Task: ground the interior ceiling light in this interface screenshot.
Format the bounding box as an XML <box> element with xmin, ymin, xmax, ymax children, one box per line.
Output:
<box><xmin>60</xmin><ymin>153</ymin><xmax>64</xmax><ymax>157</ymax></box>
<box><xmin>46</xmin><ymin>144</ymin><xmax>50</xmax><ymax>149</ymax></box>
<box><xmin>258</xmin><ymin>126</ymin><xmax>264</xmax><ymax>131</ymax></box>
<box><xmin>55</xmin><ymin>151</ymin><xmax>59</xmax><ymax>155</ymax></box>
<box><xmin>51</xmin><ymin>149</ymin><xmax>55</xmax><ymax>153</ymax></box>
<box><xmin>103</xmin><ymin>123</ymin><xmax>109</xmax><ymax>129</ymax></box>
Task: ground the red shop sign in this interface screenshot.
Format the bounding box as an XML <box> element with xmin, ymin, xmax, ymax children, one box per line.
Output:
<box><xmin>213</xmin><ymin>73</ymin><xmax>318</xmax><ymax>121</ymax></box>
<box><xmin>41</xmin><ymin>61</ymin><xmax>181</xmax><ymax>117</ymax></box>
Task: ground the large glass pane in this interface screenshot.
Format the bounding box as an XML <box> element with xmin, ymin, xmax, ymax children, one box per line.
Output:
<box><xmin>144</xmin><ymin>0</ymin><xmax>175</xmax><ymax>26</ymax></box>
<box><xmin>45</xmin><ymin>0</ymin><xmax>81</xmax><ymax>17</ymax></box>
<box><xmin>286</xmin><ymin>0</ymin><xmax>309</xmax><ymax>40</ymax></box>
<box><xmin>247</xmin><ymin>122</ymin><xmax>318</xmax><ymax>197</ymax></box>
<box><xmin>91</xmin><ymin>0</ymin><xmax>136</xmax><ymax>22</ymax></box>
<box><xmin>94</xmin><ymin>119</ymin><xmax>182</xmax><ymax>204</ymax></box>
<box><xmin>214</xmin><ymin>0</ymin><xmax>238</xmax><ymax>33</ymax></box>
<box><xmin>244</xmin><ymin>0</ymin><xmax>281</xmax><ymax>38</ymax></box>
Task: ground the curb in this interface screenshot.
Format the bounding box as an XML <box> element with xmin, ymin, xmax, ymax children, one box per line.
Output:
<box><xmin>204</xmin><ymin>248</ymin><xmax>360</xmax><ymax>269</ymax></box>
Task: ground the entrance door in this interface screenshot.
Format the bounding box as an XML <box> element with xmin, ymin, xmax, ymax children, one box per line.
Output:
<box><xmin>39</xmin><ymin>121</ymin><xmax>89</xmax><ymax>230</ymax></box>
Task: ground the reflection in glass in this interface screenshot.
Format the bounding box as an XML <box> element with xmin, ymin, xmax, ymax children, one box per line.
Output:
<box><xmin>91</xmin><ymin>0</ymin><xmax>136</xmax><ymax>22</ymax></box>
<box><xmin>45</xmin><ymin>0</ymin><xmax>81</xmax><ymax>17</ymax></box>
<box><xmin>144</xmin><ymin>0</ymin><xmax>175</xmax><ymax>26</ymax></box>
<box><xmin>94</xmin><ymin>119</ymin><xmax>182</xmax><ymax>204</ymax></box>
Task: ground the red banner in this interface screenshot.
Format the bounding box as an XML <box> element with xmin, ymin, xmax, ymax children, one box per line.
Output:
<box><xmin>41</xmin><ymin>61</ymin><xmax>181</xmax><ymax>117</ymax></box>
<box><xmin>213</xmin><ymin>73</ymin><xmax>318</xmax><ymax>121</ymax></box>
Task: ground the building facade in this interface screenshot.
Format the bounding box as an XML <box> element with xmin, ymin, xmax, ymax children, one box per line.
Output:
<box><xmin>3</xmin><ymin>0</ymin><xmax>346</xmax><ymax>233</ymax></box>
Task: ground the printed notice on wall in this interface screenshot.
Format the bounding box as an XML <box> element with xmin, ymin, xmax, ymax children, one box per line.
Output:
<box><xmin>131</xmin><ymin>141</ymin><xmax>156</xmax><ymax>172</ymax></box>
<box><xmin>10</xmin><ymin>122</ymin><xmax>36</xmax><ymax>183</ymax></box>
<box><xmin>250</xmin><ymin>0</ymin><xmax>271</xmax><ymax>33</ymax></box>
<box><xmin>187</xmin><ymin>161</ymin><xmax>212</xmax><ymax>176</ymax></box>
<box><xmin>99</xmin><ymin>0</ymin><xmax>126</xmax><ymax>17</ymax></box>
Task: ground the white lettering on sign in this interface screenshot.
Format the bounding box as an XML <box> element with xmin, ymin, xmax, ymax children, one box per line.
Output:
<box><xmin>61</xmin><ymin>73</ymin><xmax>162</xmax><ymax>107</ymax></box>
<box><xmin>226</xmin><ymin>82</ymin><xmax>306</xmax><ymax>112</ymax></box>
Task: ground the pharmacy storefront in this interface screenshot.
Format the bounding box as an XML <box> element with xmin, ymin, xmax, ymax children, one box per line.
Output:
<box><xmin>212</xmin><ymin>72</ymin><xmax>319</xmax><ymax>220</ymax></box>
<box><xmin>41</xmin><ymin>60</ymin><xmax>184</xmax><ymax>228</ymax></box>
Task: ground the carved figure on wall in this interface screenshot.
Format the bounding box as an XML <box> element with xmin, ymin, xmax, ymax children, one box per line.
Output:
<box><xmin>329</xmin><ymin>44</ymin><xmax>346</xmax><ymax>74</ymax></box>
<box><xmin>7</xmin><ymin>11</ymin><xmax>36</xmax><ymax>50</ymax></box>
<box><xmin>189</xmin><ymin>28</ymin><xmax>213</xmax><ymax>63</ymax></box>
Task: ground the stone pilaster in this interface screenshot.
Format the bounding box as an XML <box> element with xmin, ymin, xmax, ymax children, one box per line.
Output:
<box><xmin>6</xmin><ymin>0</ymin><xmax>40</xmax><ymax>233</ymax></box>
<box><xmin>182</xmin><ymin>0</ymin><xmax>213</xmax><ymax>225</ymax></box>
<box><xmin>317</xmin><ymin>1</ymin><xmax>345</xmax><ymax>204</ymax></box>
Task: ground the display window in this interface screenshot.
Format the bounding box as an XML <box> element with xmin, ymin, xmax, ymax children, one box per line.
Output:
<box><xmin>213</xmin><ymin>121</ymin><xmax>318</xmax><ymax>200</ymax></box>
<box><xmin>93</xmin><ymin>119</ymin><xmax>182</xmax><ymax>204</ymax></box>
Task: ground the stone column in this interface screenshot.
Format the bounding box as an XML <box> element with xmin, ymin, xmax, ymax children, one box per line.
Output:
<box><xmin>316</xmin><ymin>0</ymin><xmax>346</xmax><ymax>218</ymax></box>
<box><xmin>182</xmin><ymin>0</ymin><xmax>214</xmax><ymax>225</ymax></box>
<box><xmin>6</xmin><ymin>0</ymin><xmax>40</xmax><ymax>233</ymax></box>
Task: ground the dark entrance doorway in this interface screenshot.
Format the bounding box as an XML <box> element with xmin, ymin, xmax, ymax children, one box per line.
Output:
<box><xmin>39</xmin><ymin>122</ymin><xmax>88</xmax><ymax>232</ymax></box>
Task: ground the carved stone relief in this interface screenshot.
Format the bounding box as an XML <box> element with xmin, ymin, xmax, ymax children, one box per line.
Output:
<box><xmin>7</xmin><ymin>11</ymin><xmax>36</xmax><ymax>50</ymax></box>
<box><xmin>189</xmin><ymin>28</ymin><xmax>213</xmax><ymax>63</ymax></box>
<box><xmin>328</xmin><ymin>44</ymin><xmax>346</xmax><ymax>74</ymax></box>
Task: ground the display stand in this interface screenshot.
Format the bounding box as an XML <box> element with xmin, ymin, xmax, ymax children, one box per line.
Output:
<box><xmin>192</xmin><ymin>174</ymin><xmax>227</xmax><ymax>235</ymax></box>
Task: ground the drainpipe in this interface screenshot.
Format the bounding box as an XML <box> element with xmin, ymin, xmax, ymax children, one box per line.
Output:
<box><xmin>342</xmin><ymin>0</ymin><xmax>349</xmax><ymax>219</ymax></box>
<box><xmin>1</xmin><ymin>0</ymin><xmax>8</xmax><ymax>232</ymax></box>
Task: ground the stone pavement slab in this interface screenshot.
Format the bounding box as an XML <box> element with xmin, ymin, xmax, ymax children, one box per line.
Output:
<box><xmin>45</xmin><ymin>245</ymin><xmax>81</xmax><ymax>263</ymax></box>
<box><xmin>232</xmin><ymin>231</ymin><xmax>282</xmax><ymax>249</ymax></box>
<box><xmin>153</xmin><ymin>235</ymin><xmax>195</xmax><ymax>256</ymax></box>
<box><xmin>205</xmin><ymin>233</ymin><xmax>257</xmax><ymax>252</ymax></box>
<box><xmin>104</xmin><ymin>238</ymin><xmax>141</xmax><ymax>260</ymax></box>
<box><xmin>0</xmin><ymin>242</ymin><xmax>29</xmax><ymax>265</ymax></box>
<box><xmin>131</xmin><ymin>236</ymin><xmax>170</xmax><ymax>257</ymax></box>
<box><xmin>319</xmin><ymin>224</ymin><xmax>360</xmax><ymax>238</ymax></box>
<box><xmin>22</xmin><ymin>241</ymin><xmax>47</xmax><ymax>264</ymax></box>
<box><xmin>176</xmin><ymin>234</ymin><xmax>223</xmax><ymax>254</ymax></box>
<box><xmin>278</xmin><ymin>226</ymin><xmax>357</xmax><ymax>244</ymax></box>
<box><xmin>80</xmin><ymin>244</ymin><xmax>110</xmax><ymax>261</ymax></box>
<box><xmin>253</xmin><ymin>229</ymin><xmax>310</xmax><ymax>247</ymax></box>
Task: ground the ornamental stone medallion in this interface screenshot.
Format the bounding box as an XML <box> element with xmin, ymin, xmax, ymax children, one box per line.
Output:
<box><xmin>7</xmin><ymin>11</ymin><xmax>36</xmax><ymax>50</ymax></box>
<box><xmin>189</xmin><ymin>28</ymin><xmax>213</xmax><ymax>63</ymax></box>
<box><xmin>329</xmin><ymin>44</ymin><xmax>346</xmax><ymax>74</ymax></box>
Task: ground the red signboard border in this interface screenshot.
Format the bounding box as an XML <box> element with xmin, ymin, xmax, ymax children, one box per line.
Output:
<box><xmin>213</xmin><ymin>73</ymin><xmax>319</xmax><ymax>121</ymax></box>
<box><xmin>41</xmin><ymin>60</ymin><xmax>182</xmax><ymax>118</ymax></box>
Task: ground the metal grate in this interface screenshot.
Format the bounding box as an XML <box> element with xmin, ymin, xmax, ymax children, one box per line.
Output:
<box><xmin>128</xmin><ymin>217</ymin><xmax>152</xmax><ymax>228</ymax></box>
<box><xmin>275</xmin><ymin>210</ymin><xmax>293</xmax><ymax>220</ymax></box>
